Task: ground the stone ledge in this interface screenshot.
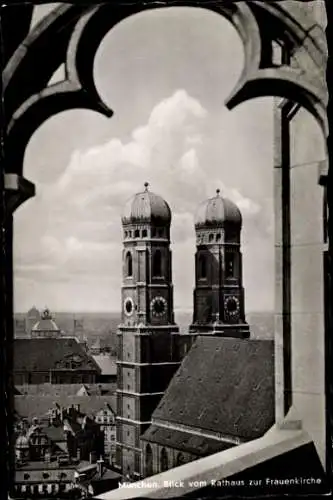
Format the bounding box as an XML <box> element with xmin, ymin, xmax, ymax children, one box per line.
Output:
<box><xmin>96</xmin><ymin>425</ymin><xmax>312</xmax><ymax>500</ymax></box>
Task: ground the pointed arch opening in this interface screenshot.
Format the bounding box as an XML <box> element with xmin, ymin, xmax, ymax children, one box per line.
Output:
<box><xmin>153</xmin><ymin>249</ymin><xmax>162</xmax><ymax>277</ymax></box>
<box><xmin>126</xmin><ymin>251</ymin><xmax>133</xmax><ymax>277</ymax></box>
<box><xmin>160</xmin><ymin>447</ymin><xmax>168</xmax><ymax>472</ymax></box>
<box><xmin>198</xmin><ymin>254</ymin><xmax>207</xmax><ymax>279</ymax></box>
<box><xmin>145</xmin><ymin>444</ymin><xmax>153</xmax><ymax>477</ymax></box>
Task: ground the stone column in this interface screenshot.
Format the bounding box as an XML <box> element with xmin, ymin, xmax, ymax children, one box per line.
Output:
<box><xmin>288</xmin><ymin>107</ymin><xmax>327</xmax><ymax>467</ymax></box>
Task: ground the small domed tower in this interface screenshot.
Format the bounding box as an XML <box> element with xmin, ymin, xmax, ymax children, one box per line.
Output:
<box><xmin>116</xmin><ymin>183</ymin><xmax>181</xmax><ymax>479</ymax></box>
<box><xmin>190</xmin><ymin>189</ymin><xmax>250</xmax><ymax>338</ymax></box>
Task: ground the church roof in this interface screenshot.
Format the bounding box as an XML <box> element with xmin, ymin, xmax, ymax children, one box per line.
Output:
<box><xmin>121</xmin><ymin>183</ymin><xmax>171</xmax><ymax>226</ymax></box>
<box><xmin>150</xmin><ymin>336</ymin><xmax>275</xmax><ymax>441</ymax></box>
<box><xmin>141</xmin><ymin>425</ymin><xmax>235</xmax><ymax>457</ymax></box>
<box><xmin>195</xmin><ymin>190</ymin><xmax>242</xmax><ymax>229</ymax></box>
<box><xmin>14</xmin><ymin>338</ymin><xmax>100</xmax><ymax>373</ymax></box>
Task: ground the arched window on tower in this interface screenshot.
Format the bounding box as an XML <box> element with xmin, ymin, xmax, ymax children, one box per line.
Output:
<box><xmin>126</xmin><ymin>252</ymin><xmax>133</xmax><ymax>277</ymax></box>
<box><xmin>160</xmin><ymin>447</ymin><xmax>168</xmax><ymax>472</ymax></box>
<box><xmin>225</xmin><ymin>254</ymin><xmax>234</xmax><ymax>278</ymax></box>
<box><xmin>145</xmin><ymin>444</ymin><xmax>153</xmax><ymax>477</ymax></box>
<box><xmin>198</xmin><ymin>254</ymin><xmax>207</xmax><ymax>279</ymax></box>
<box><xmin>153</xmin><ymin>250</ymin><xmax>162</xmax><ymax>277</ymax></box>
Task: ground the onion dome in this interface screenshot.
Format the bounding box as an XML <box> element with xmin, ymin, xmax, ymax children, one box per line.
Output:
<box><xmin>16</xmin><ymin>435</ymin><xmax>29</xmax><ymax>449</ymax></box>
<box><xmin>195</xmin><ymin>189</ymin><xmax>242</xmax><ymax>229</ymax></box>
<box><xmin>122</xmin><ymin>182</ymin><xmax>171</xmax><ymax>226</ymax></box>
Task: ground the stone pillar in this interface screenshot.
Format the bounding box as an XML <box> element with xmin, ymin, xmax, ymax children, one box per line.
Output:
<box><xmin>288</xmin><ymin>107</ymin><xmax>327</xmax><ymax>467</ymax></box>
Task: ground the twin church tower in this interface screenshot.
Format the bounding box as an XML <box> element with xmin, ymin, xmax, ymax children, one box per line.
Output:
<box><xmin>116</xmin><ymin>182</ymin><xmax>250</xmax><ymax>478</ymax></box>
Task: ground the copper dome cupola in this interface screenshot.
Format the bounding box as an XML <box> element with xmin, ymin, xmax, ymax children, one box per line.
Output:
<box><xmin>121</xmin><ymin>182</ymin><xmax>172</xmax><ymax>227</ymax></box>
<box><xmin>194</xmin><ymin>189</ymin><xmax>242</xmax><ymax>230</ymax></box>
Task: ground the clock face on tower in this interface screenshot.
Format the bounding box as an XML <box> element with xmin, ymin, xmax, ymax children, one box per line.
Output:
<box><xmin>150</xmin><ymin>296</ymin><xmax>167</xmax><ymax>318</ymax></box>
<box><xmin>224</xmin><ymin>295</ymin><xmax>240</xmax><ymax>319</ymax></box>
<box><xmin>124</xmin><ymin>297</ymin><xmax>134</xmax><ymax>317</ymax></box>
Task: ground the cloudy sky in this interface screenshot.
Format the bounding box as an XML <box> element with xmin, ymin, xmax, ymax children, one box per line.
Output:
<box><xmin>14</xmin><ymin>4</ymin><xmax>275</xmax><ymax>313</ymax></box>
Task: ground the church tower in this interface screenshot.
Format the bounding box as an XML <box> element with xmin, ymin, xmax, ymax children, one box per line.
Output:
<box><xmin>190</xmin><ymin>189</ymin><xmax>250</xmax><ymax>338</ymax></box>
<box><xmin>116</xmin><ymin>183</ymin><xmax>181</xmax><ymax>479</ymax></box>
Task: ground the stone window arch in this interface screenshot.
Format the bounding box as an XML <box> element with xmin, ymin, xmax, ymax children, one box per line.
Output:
<box><xmin>160</xmin><ymin>447</ymin><xmax>168</xmax><ymax>472</ymax></box>
<box><xmin>145</xmin><ymin>444</ymin><xmax>153</xmax><ymax>477</ymax></box>
<box><xmin>125</xmin><ymin>251</ymin><xmax>133</xmax><ymax>277</ymax></box>
<box><xmin>153</xmin><ymin>250</ymin><xmax>162</xmax><ymax>277</ymax></box>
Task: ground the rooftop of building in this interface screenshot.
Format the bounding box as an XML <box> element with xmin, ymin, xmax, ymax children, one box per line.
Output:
<box><xmin>14</xmin><ymin>337</ymin><xmax>101</xmax><ymax>373</ymax></box>
<box><xmin>92</xmin><ymin>355</ymin><xmax>117</xmax><ymax>376</ymax></box>
<box><xmin>148</xmin><ymin>336</ymin><xmax>275</xmax><ymax>441</ymax></box>
<box><xmin>31</xmin><ymin>308</ymin><xmax>60</xmax><ymax>332</ymax></box>
<box><xmin>15</xmin><ymin>383</ymin><xmax>116</xmax><ymax>397</ymax></box>
<box><xmin>15</xmin><ymin>395</ymin><xmax>116</xmax><ymax>421</ymax></box>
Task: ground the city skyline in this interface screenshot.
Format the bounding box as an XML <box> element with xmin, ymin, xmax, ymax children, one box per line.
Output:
<box><xmin>14</xmin><ymin>5</ymin><xmax>275</xmax><ymax>313</ymax></box>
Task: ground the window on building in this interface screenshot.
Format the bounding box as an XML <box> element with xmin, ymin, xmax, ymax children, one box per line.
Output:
<box><xmin>198</xmin><ymin>254</ymin><xmax>207</xmax><ymax>279</ymax></box>
<box><xmin>145</xmin><ymin>444</ymin><xmax>153</xmax><ymax>477</ymax></box>
<box><xmin>134</xmin><ymin>229</ymin><xmax>140</xmax><ymax>238</ymax></box>
<box><xmin>158</xmin><ymin>229</ymin><xmax>164</xmax><ymax>238</ymax></box>
<box><xmin>225</xmin><ymin>254</ymin><xmax>234</xmax><ymax>278</ymax></box>
<box><xmin>175</xmin><ymin>452</ymin><xmax>186</xmax><ymax>467</ymax></box>
<box><xmin>126</xmin><ymin>252</ymin><xmax>133</xmax><ymax>277</ymax></box>
<box><xmin>209</xmin><ymin>233</ymin><xmax>214</xmax><ymax>242</ymax></box>
<box><xmin>142</xmin><ymin>229</ymin><xmax>147</xmax><ymax>238</ymax></box>
<box><xmin>42</xmin><ymin>473</ymin><xmax>50</xmax><ymax>479</ymax></box>
<box><xmin>216</xmin><ymin>233</ymin><xmax>221</xmax><ymax>242</ymax></box>
<box><xmin>160</xmin><ymin>448</ymin><xmax>168</xmax><ymax>472</ymax></box>
<box><xmin>152</xmin><ymin>250</ymin><xmax>162</xmax><ymax>277</ymax></box>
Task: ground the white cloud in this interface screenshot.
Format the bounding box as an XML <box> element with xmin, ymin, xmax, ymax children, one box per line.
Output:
<box><xmin>14</xmin><ymin>89</ymin><xmax>272</xmax><ymax>312</ymax></box>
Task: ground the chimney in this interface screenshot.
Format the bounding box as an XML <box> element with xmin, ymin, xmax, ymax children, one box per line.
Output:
<box><xmin>97</xmin><ymin>457</ymin><xmax>104</xmax><ymax>478</ymax></box>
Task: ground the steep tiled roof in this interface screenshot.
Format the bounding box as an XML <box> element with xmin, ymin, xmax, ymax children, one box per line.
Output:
<box><xmin>15</xmin><ymin>395</ymin><xmax>116</xmax><ymax>421</ymax></box>
<box><xmin>151</xmin><ymin>337</ymin><xmax>275</xmax><ymax>441</ymax></box>
<box><xmin>14</xmin><ymin>338</ymin><xmax>100</xmax><ymax>372</ymax></box>
<box><xmin>141</xmin><ymin>425</ymin><xmax>235</xmax><ymax>457</ymax></box>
